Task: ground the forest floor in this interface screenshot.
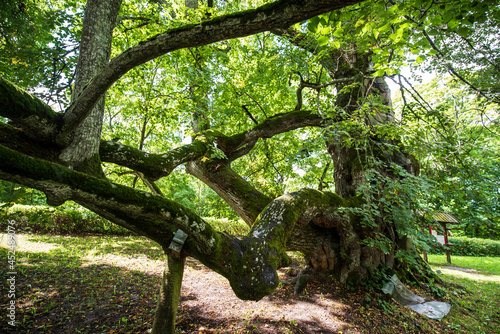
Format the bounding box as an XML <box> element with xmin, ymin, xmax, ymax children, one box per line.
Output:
<box><xmin>0</xmin><ymin>234</ymin><xmax>499</xmax><ymax>334</ymax></box>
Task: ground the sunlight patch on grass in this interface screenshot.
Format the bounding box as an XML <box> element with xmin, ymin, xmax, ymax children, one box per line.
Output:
<box><xmin>432</xmin><ymin>266</ymin><xmax>500</xmax><ymax>284</ymax></box>
<box><xmin>0</xmin><ymin>233</ymin><xmax>60</xmax><ymax>253</ymax></box>
<box><xmin>82</xmin><ymin>253</ymin><xmax>164</xmax><ymax>274</ymax></box>
<box><xmin>1</xmin><ymin>233</ymin><xmax>166</xmax><ymax>275</ymax></box>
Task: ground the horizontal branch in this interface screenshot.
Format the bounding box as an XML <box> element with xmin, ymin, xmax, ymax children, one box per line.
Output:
<box><xmin>221</xmin><ymin>110</ymin><xmax>330</xmax><ymax>153</ymax></box>
<box><xmin>100</xmin><ymin>110</ymin><xmax>331</xmax><ymax>182</ymax></box>
<box><xmin>99</xmin><ymin>139</ymin><xmax>208</xmax><ymax>180</ymax></box>
<box><xmin>0</xmin><ymin>143</ymin><xmax>353</xmax><ymax>300</ymax></box>
<box><xmin>0</xmin><ymin>144</ymin><xmax>220</xmax><ymax>251</ymax></box>
<box><xmin>0</xmin><ymin>122</ymin><xmax>60</xmax><ymax>161</ymax></box>
<box><xmin>58</xmin><ymin>0</ymin><xmax>363</xmax><ymax>144</ymax></box>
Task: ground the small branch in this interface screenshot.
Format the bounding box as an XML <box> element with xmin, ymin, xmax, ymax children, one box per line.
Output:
<box><xmin>290</xmin><ymin>70</ymin><xmax>361</xmax><ymax>111</ymax></box>
<box><xmin>119</xmin><ymin>16</ymin><xmax>154</xmax><ymax>32</ymax></box>
<box><xmin>422</xmin><ymin>30</ymin><xmax>500</xmax><ymax>104</ymax></box>
<box><xmin>318</xmin><ymin>161</ymin><xmax>330</xmax><ymax>191</ymax></box>
<box><xmin>227</xmin><ymin>140</ymin><xmax>258</xmax><ymax>162</ymax></box>
<box><xmin>242</xmin><ymin>105</ymin><xmax>258</xmax><ymax>124</ymax></box>
<box><xmin>136</xmin><ymin>171</ymin><xmax>164</xmax><ymax>196</ymax></box>
<box><xmin>263</xmin><ymin>139</ymin><xmax>286</xmax><ymax>192</ymax></box>
<box><xmin>100</xmin><ymin>109</ymin><xmax>336</xmax><ymax>182</ymax></box>
<box><xmin>243</xmin><ymin>91</ymin><xmax>268</xmax><ymax>118</ymax></box>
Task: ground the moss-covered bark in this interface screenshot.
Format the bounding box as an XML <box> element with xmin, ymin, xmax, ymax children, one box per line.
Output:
<box><xmin>0</xmin><ymin>78</ymin><xmax>60</xmax><ymax>143</ymax></box>
<box><xmin>100</xmin><ymin>139</ymin><xmax>208</xmax><ymax>180</ymax></box>
<box><xmin>61</xmin><ymin>0</ymin><xmax>363</xmax><ymax>139</ymax></box>
<box><xmin>273</xmin><ymin>28</ymin><xmax>434</xmax><ymax>289</ymax></box>
<box><xmin>186</xmin><ymin>160</ymin><xmax>272</xmax><ymax>226</ymax></box>
<box><xmin>0</xmin><ymin>122</ymin><xmax>60</xmax><ymax>161</ymax></box>
<box><xmin>0</xmin><ymin>143</ymin><xmax>369</xmax><ymax>300</ymax></box>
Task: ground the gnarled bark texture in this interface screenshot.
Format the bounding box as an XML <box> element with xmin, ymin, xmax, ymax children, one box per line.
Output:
<box><xmin>267</xmin><ymin>27</ymin><xmax>424</xmax><ymax>285</ymax></box>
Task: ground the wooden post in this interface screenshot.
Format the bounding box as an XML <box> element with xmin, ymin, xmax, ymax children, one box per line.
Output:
<box><xmin>442</xmin><ymin>222</ymin><xmax>451</xmax><ymax>264</ymax></box>
<box><xmin>422</xmin><ymin>227</ymin><xmax>428</xmax><ymax>262</ymax></box>
<box><xmin>151</xmin><ymin>254</ymin><xmax>186</xmax><ymax>334</ymax></box>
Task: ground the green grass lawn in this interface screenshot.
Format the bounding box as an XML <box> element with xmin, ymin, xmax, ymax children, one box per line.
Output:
<box><xmin>426</xmin><ymin>254</ymin><xmax>500</xmax><ymax>333</ymax></box>
<box><xmin>427</xmin><ymin>254</ymin><xmax>500</xmax><ymax>275</ymax></box>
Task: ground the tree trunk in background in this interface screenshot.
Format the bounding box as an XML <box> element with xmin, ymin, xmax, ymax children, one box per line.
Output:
<box><xmin>59</xmin><ymin>0</ymin><xmax>122</xmax><ymax>175</ymax></box>
<box><xmin>186</xmin><ymin>160</ymin><xmax>273</xmax><ymax>226</ymax></box>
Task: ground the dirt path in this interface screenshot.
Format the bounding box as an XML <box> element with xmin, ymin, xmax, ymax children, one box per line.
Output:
<box><xmin>176</xmin><ymin>258</ymin><xmax>356</xmax><ymax>333</ymax></box>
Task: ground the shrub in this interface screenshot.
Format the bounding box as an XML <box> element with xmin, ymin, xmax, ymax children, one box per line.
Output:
<box><xmin>1</xmin><ymin>204</ymin><xmax>133</xmax><ymax>236</ymax></box>
<box><xmin>203</xmin><ymin>217</ymin><xmax>249</xmax><ymax>236</ymax></box>
<box><xmin>429</xmin><ymin>236</ymin><xmax>500</xmax><ymax>257</ymax></box>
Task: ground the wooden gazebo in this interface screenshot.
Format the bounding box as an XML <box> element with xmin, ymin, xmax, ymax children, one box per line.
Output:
<box><xmin>421</xmin><ymin>211</ymin><xmax>461</xmax><ymax>264</ymax></box>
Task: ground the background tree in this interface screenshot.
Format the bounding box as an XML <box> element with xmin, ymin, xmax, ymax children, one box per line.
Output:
<box><xmin>398</xmin><ymin>77</ymin><xmax>500</xmax><ymax>239</ymax></box>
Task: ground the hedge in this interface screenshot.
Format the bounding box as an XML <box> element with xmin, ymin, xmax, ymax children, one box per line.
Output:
<box><xmin>1</xmin><ymin>205</ymin><xmax>133</xmax><ymax>235</ymax></box>
<box><xmin>203</xmin><ymin>217</ymin><xmax>249</xmax><ymax>236</ymax></box>
<box><xmin>429</xmin><ymin>236</ymin><xmax>500</xmax><ymax>257</ymax></box>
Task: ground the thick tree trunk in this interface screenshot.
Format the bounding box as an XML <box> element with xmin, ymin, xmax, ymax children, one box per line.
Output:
<box><xmin>59</xmin><ymin>0</ymin><xmax>122</xmax><ymax>175</ymax></box>
<box><xmin>0</xmin><ymin>1</ymin><xmax>441</xmax><ymax>332</ymax></box>
<box><xmin>267</xmin><ymin>30</ymin><xmax>429</xmax><ymax>288</ymax></box>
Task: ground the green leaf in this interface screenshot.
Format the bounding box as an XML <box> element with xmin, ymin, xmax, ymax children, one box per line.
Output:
<box><xmin>457</xmin><ymin>27</ymin><xmax>471</xmax><ymax>37</ymax></box>
<box><xmin>317</xmin><ymin>35</ymin><xmax>329</xmax><ymax>46</ymax></box>
<box><xmin>308</xmin><ymin>16</ymin><xmax>320</xmax><ymax>33</ymax></box>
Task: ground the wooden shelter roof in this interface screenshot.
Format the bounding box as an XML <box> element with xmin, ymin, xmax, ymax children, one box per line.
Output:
<box><xmin>422</xmin><ymin>211</ymin><xmax>461</xmax><ymax>224</ymax></box>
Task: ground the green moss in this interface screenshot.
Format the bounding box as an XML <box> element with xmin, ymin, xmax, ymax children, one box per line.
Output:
<box><xmin>100</xmin><ymin>139</ymin><xmax>207</xmax><ymax>180</ymax></box>
<box><xmin>73</xmin><ymin>153</ymin><xmax>105</xmax><ymax>178</ymax></box>
<box><xmin>0</xmin><ymin>78</ymin><xmax>59</xmax><ymax>126</ymax></box>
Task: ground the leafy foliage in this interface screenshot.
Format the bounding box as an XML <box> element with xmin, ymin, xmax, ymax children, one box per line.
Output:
<box><xmin>396</xmin><ymin>77</ymin><xmax>500</xmax><ymax>239</ymax></box>
<box><xmin>0</xmin><ymin>0</ymin><xmax>82</xmax><ymax>107</ymax></box>
<box><xmin>0</xmin><ymin>0</ymin><xmax>499</xmax><ymax>291</ymax></box>
<box><xmin>1</xmin><ymin>204</ymin><xmax>133</xmax><ymax>235</ymax></box>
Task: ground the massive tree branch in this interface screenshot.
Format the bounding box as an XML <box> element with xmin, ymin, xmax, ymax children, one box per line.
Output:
<box><xmin>0</xmin><ymin>78</ymin><xmax>60</xmax><ymax>143</ymax></box>
<box><xmin>0</xmin><ymin>143</ymin><xmax>355</xmax><ymax>300</ymax></box>
<box><xmin>186</xmin><ymin>160</ymin><xmax>273</xmax><ymax>226</ymax></box>
<box><xmin>100</xmin><ymin>110</ymin><xmax>330</xmax><ymax>181</ymax></box>
<box><xmin>221</xmin><ymin>110</ymin><xmax>330</xmax><ymax>153</ymax></box>
<box><xmin>58</xmin><ymin>0</ymin><xmax>363</xmax><ymax>144</ymax></box>
<box><xmin>0</xmin><ymin>122</ymin><xmax>60</xmax><ymax>161</ymax></box>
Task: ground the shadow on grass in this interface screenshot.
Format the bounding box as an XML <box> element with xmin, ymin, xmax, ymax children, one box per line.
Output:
<box><xmin>0</xmin><ymin>247</ymin><xmax>159</xmax><ymax>333</ymax></box>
